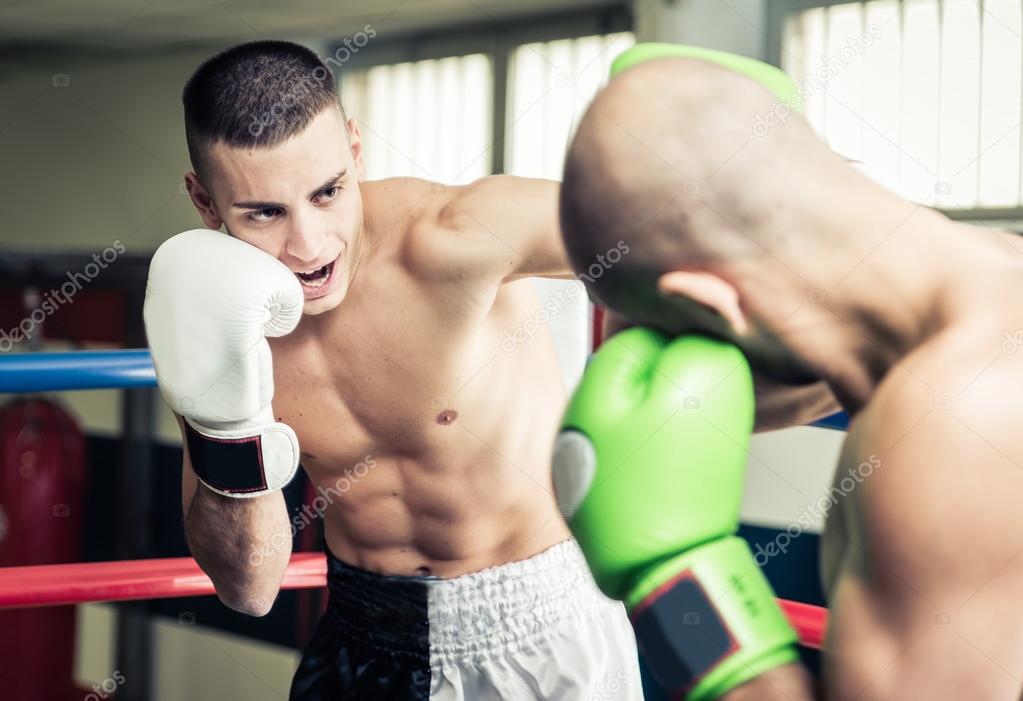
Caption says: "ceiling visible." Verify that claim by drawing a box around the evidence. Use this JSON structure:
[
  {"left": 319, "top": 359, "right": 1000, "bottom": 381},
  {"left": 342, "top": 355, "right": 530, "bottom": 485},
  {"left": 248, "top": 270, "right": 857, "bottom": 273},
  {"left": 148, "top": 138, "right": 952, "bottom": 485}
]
[{"left": 0, "top": 0, "right": 614, "bottom": 56}]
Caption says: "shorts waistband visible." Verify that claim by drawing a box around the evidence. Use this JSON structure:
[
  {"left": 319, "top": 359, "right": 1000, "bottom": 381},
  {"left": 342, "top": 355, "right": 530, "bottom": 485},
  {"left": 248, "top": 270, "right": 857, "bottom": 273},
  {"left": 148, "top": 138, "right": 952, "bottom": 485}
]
[
  {"left": 322, "top": 547, "right": 431, "bottom": 659},
  {"left": 323, "top": 539, "right": 613, "bottom": 661},
  {"left": 426, "top": 538, "right": 612, "bottom": 662}
]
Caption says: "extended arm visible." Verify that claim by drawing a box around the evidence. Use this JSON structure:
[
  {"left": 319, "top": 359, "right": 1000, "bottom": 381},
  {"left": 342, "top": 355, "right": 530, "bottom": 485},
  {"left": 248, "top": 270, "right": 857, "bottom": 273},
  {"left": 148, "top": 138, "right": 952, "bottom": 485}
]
[{"left": 433, "top": 175, "right": 573, "bottom": 282}]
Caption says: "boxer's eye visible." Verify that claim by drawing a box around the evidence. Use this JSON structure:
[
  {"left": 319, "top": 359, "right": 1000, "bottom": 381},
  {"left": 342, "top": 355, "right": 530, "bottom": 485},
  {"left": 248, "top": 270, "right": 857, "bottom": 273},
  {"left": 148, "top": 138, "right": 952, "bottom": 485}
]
[
  {"left": 314, "top": 183, "right": 341, "bottom": 204},
  {"left": 248, "top": 207, "right": 281, "bottom": 222}
]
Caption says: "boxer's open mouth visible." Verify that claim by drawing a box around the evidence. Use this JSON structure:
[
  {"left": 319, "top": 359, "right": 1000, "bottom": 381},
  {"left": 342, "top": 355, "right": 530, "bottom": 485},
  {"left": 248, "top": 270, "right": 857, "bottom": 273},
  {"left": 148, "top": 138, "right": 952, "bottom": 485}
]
[
  {"left": 296, "top": 261, "right": 334, "bottom": 288},
  {"left": 295, "top": 257, "right": 341, "bottom": 300}
]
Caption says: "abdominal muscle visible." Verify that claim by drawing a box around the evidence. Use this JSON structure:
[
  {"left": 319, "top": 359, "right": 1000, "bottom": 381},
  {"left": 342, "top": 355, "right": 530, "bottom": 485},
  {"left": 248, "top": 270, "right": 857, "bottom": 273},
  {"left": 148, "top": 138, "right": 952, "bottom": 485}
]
[{"left": 306, "top": 446, "right": 570, "bottom": 579}]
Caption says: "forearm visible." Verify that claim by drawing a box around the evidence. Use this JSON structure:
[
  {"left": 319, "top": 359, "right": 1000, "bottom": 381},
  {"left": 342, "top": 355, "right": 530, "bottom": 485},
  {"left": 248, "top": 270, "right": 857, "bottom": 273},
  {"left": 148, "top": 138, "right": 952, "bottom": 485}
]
[
  {"left": 185, "top": 484, "right": 291, "bottom": 616},
  {"left": 752, "top": 375, "right": 840, "bottom": 432},
  {"left": 720, "top": 663, "right": 817, "bottom": 701}
]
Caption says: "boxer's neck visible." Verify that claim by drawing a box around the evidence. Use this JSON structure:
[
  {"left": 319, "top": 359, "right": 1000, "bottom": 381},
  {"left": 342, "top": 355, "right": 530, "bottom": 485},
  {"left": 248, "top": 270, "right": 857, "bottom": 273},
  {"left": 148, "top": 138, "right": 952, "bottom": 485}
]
[{"left": 747, "top": 206, "right": 973, "bottom": 414}]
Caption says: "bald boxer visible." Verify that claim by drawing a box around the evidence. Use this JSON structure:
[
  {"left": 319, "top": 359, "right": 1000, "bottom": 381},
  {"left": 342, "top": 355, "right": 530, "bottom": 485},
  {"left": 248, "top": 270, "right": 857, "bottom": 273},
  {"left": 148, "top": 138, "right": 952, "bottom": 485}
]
[
  {"left": 146, "top": 40, "right": 645, "bottom": 700},
  {"left": 559, "top": 45, "right": 1023, "bottom": 700}
]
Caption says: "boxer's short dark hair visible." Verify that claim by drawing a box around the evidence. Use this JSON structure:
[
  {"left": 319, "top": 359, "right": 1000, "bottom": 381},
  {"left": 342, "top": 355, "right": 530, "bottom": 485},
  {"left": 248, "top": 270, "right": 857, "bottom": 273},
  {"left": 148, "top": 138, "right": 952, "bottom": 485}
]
[{"left": 183, "top": 40, "right": 347, "bottom": 185}]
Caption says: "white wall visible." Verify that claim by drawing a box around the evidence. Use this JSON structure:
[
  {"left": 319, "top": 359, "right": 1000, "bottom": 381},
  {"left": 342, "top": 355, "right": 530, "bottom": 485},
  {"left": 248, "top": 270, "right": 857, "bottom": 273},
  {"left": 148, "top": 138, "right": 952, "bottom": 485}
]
[{"left": 2, "top": 49, "right": 205, "bottom": 253}]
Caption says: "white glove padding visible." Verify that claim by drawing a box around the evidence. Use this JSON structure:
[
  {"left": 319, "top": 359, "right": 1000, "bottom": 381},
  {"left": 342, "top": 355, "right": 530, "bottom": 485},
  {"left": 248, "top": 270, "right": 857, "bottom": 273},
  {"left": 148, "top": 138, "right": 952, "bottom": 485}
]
[{"left": 144, "top": 229, "right": 304, "bottom": 498}]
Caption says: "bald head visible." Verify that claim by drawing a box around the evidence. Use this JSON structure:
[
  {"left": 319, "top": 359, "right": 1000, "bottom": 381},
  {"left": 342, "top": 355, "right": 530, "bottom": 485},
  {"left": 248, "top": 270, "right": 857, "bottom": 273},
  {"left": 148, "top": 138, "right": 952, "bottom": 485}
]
[{"left": 561, "top": 57, "right": 849, "bottom": 330}]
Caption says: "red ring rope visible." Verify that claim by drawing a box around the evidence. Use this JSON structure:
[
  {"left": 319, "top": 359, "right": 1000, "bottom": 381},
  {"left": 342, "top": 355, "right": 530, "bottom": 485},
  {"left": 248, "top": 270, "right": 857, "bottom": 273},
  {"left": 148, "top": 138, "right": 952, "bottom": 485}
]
[
  {"left": 0, "top": 553, "right": 324, "bottom": 608},
  {"left": 0, "top": 554, "right": 829, "bottom": 649},
  {"left": 779, "top": 598, "right": 828, "bottom": 650}
]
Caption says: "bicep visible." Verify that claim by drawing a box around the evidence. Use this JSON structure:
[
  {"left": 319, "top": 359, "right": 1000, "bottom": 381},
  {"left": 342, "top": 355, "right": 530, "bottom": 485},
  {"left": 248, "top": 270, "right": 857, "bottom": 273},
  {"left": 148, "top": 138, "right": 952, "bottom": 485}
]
[
  {"left": 751, "top": 375, "right": 840, "bottom": 432},
  {"left": 503, "top": 177, "right": 570, "bottom": 280},
  {"left": 439, "top": 176, "right": 570, "bottom": 282}
]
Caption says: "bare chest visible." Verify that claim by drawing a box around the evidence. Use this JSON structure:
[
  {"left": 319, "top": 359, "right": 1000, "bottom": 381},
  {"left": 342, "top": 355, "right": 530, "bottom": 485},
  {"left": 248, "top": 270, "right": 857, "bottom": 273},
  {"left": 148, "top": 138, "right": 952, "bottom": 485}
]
[
  {"left": 275, "top": 328, "right": 483, "bottom": 460},
  {"left": 268, "top": 280, "right": 551, "bottom": 468}
]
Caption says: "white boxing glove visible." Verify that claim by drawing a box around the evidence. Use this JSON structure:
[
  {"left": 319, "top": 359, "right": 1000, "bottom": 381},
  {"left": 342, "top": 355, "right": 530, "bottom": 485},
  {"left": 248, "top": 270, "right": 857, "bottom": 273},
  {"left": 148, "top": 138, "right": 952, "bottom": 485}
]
[{"left": 144, "top": 229, "right": 304, "bottom": 498}]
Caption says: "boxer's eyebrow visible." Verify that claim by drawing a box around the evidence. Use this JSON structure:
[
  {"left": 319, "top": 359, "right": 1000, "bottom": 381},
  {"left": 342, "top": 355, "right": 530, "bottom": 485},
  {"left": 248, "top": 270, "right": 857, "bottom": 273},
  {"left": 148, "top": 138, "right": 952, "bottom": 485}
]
[
  {"left": 233, "top": 169, "right": 348, "bottom": 209},
  {"left": 308, "top": 169, "right": 347, "bottom": 198}
]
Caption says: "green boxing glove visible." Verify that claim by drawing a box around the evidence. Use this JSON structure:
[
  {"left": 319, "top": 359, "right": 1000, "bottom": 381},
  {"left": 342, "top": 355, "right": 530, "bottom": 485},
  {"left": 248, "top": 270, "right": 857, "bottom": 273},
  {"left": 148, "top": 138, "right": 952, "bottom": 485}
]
[{"left": 553, "top": 328, "right": 797, "bottom": 700}]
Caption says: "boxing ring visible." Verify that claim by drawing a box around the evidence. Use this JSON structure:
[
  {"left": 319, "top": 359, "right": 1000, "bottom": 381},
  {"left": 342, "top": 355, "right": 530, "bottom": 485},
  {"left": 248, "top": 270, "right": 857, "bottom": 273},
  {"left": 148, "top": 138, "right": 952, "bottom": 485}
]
[{"left": 0, "top": 349, "right": 837, "bottom": 651}]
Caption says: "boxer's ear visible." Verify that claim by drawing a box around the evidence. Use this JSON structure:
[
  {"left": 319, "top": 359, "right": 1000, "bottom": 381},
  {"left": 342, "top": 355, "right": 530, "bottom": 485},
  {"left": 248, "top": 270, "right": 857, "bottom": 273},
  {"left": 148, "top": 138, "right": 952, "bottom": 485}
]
[
  {"left": 184, "top": 172, "right": 223, "bottom": 230},
  {"left": 656, "top": 270, "right": 749, "bottom": 336},
  {"left": 346, "top": 118, "right": 366, "bottom": 181}
]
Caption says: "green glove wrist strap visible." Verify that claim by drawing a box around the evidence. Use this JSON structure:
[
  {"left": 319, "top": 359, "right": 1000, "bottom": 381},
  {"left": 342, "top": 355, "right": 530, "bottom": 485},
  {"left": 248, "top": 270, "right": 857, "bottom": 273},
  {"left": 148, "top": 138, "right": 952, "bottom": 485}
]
[{"left": 626, "top": 536, "right": 798, "bottom": 700}]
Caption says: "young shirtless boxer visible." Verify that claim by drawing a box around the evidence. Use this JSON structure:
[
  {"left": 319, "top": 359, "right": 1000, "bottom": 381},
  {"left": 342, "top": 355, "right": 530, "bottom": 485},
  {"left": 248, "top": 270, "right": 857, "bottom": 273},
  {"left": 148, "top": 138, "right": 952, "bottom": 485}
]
[{"left": 143, "top": 40, "right": 643, "bottom": 700}]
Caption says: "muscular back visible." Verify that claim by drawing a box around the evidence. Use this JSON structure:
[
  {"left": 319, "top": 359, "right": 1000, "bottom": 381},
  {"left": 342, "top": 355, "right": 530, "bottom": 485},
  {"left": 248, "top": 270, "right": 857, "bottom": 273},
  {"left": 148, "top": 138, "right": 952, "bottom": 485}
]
[{"left": 268, "top": 178, "right": 571, "bottom": 577}]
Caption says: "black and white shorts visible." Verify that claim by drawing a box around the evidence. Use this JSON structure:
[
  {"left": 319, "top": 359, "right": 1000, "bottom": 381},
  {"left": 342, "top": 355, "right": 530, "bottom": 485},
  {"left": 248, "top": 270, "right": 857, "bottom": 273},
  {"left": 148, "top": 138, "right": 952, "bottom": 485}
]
[{"left": 290, "top": 539, "right": 643, "bottom": 700}]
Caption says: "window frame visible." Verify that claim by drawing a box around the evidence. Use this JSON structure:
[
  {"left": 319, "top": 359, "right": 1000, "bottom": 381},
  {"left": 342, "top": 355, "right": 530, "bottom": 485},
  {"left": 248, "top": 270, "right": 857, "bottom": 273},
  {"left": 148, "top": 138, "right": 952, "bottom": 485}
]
[
  {"left": 329, "top": 2, "right": 631, "bottom": 174},
  {"left": 768, "top": 0, "right": 1023, "bottom": 223}
]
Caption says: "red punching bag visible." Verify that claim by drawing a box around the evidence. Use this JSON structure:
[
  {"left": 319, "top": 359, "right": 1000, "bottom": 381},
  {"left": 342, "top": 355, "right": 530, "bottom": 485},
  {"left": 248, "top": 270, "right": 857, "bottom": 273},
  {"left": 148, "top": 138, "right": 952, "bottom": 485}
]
[{"left": 0, "top": 397, "right": 87, "bottom": 701}]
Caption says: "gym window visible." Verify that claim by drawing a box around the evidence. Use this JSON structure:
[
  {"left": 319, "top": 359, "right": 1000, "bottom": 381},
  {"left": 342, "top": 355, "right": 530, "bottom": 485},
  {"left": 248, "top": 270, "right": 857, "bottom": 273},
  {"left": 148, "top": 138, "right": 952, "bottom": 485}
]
[
  {"left": 334, "top": 5, "right": 632, "bottom": 182},
  {"left": 769, "top": 0, "right": 1023, "bottom": 221},
  {"left": 340, "top": 54, "right": 493, "bottom": 184},
  {"left": 506, "top": 31, "right": 634, "bottom": 179}
]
